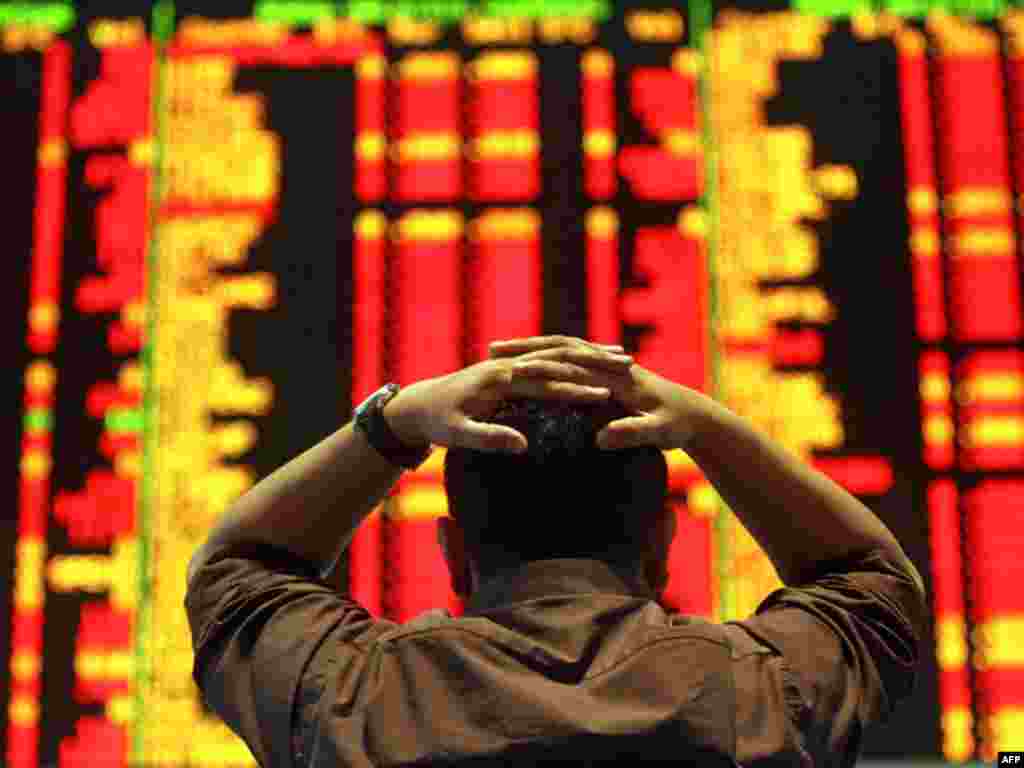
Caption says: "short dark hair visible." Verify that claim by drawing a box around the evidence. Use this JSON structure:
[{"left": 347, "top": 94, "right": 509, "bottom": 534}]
[{"left": 443, "top": 398, "right": 669, "bottom": 583}]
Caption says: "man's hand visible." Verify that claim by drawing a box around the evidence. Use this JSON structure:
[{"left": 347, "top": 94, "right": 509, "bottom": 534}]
[
  {"left": 384, "top": 337, "right": 634, "bottom": 453},
  {"left": 487, "top": 335, "right": 708, "bottom": 450}
]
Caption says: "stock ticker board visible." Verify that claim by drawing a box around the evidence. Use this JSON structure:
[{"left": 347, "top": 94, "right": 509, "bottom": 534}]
[{"left": 6, "top": 0, "right": 1024, "bottom": 764}]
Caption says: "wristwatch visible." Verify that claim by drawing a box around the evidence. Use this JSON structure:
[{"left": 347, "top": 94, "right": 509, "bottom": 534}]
[{"left": 353, "top": 383, "right": 432, "bottom": 470}]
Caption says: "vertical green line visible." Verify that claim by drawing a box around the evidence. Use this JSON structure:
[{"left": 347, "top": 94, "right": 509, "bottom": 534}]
[
  {"left": 689, "top": 0, "right": 733, "bottom": 622},
  {"left": 134, "top": 1, "right": 174, "bottom": 765}
]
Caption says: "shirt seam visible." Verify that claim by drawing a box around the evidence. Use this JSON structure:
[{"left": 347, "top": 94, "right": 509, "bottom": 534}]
[
  {"left": 296, "top": 635, "right": 350, "bottom": 767},
  {"left": 381, "top": 625, "right": 730, "bottom": 682}
]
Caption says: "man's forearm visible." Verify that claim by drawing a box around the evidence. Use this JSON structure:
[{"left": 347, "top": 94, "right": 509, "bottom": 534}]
[
  {"left": 187, "top": 418, "right": 411, "bottom": 587},
  {"left": 684, "top": 393, "right": 922, "bottom": 589}
]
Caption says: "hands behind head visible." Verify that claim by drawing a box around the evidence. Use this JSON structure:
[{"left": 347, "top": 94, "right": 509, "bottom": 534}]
[
  {"left": 487, "top": 336, "right": 700, "bottom": 451},
  {"left": 384, "top": 335, "right": 700, "bottom": 454}
]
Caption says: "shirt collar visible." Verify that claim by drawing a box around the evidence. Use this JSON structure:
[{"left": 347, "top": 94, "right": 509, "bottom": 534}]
[{"left": 463, "top": 558, "right": 656, "bottom": 616}]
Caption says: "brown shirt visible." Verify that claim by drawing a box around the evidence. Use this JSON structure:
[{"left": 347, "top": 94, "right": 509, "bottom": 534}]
[{"left": 185, "top": 542, "right": 927, "bottom": 767}]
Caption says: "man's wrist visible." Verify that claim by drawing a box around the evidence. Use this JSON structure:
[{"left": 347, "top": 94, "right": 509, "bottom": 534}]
[
  {"left": 668, "top": 387, "right": 713, "bottom": 451},
  {"left": 382, "top": 385, "right": 431, "bottom": 450}
]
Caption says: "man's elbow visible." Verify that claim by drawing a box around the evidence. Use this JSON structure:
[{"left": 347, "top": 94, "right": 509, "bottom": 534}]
[
  {"left": 186, "top": 559, "right": 200, "bottom": 593},
  {"left": 895, "top": 548, "right": 927, "bottom": 605},
  {"left": 186, "top": 547, "right": 213, "bottom": 592}
]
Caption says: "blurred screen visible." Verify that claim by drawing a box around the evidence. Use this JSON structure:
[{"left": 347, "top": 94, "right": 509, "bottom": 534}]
[{"left": 6, "top": 0, "right": 1024, "bottom": 764}]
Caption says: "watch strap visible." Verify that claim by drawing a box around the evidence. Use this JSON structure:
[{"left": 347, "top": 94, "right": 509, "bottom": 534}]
[{"left": 355, "top": 384, "right": 432, "bottom": 470}]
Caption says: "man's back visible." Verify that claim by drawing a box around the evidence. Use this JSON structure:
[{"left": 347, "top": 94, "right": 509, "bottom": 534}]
[
  {"left": 287, "top": 549, "right": 925, "bottom": 767},
  {"left": 185, "top": 342, "right": 929, "bottom": 768}
]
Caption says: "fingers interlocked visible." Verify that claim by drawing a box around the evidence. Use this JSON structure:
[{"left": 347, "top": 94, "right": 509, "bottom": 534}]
[
  {"left": 489, "top": 335, "right": 624, "bottom": 359},
  {"left": 495, "top": 340, "right": 633, "bottom": 401}
]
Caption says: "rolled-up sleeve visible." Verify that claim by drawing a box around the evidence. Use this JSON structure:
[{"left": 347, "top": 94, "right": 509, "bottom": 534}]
[
  {"left": 735, "top": 547, "right": 930, "bottom": 768},
  {"left": 184, "top": 541, "right": 395, "bottom": 768}
]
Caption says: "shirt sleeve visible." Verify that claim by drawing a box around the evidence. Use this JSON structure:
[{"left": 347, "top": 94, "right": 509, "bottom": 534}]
[
  {"left": 183, "top": 540, "right": 396, "bottom": 768},
  {"left": 733, "top": 546, "right": 929, "bottom": 768}
]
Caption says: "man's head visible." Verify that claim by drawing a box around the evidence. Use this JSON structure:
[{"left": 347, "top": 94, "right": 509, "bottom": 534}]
[{"left": 440, "top": 398, "right": 673, "bottom": 599}]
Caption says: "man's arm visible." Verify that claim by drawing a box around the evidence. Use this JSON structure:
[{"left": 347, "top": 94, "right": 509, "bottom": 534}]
[
  {"left": 186, "top": 397, "right": 422, "bottom": 586},
  {"left": 182, "top": 391, "right": 437, "bottom": 768},
  {"left": 682, "top": 392, "right": 925, "bottom": 591},
  {"left": 687, "top": 394, "right": 930, "bottom": 755}
]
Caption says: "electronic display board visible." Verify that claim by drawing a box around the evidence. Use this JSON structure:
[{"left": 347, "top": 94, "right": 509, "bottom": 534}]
[{"left": 6, "top": 0, "right": 1024, "bottom": 764}]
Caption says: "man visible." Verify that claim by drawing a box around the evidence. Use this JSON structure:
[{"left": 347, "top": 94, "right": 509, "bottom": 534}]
[{"left": 185, "top": 336, "right": 928, "bottom": 767}]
